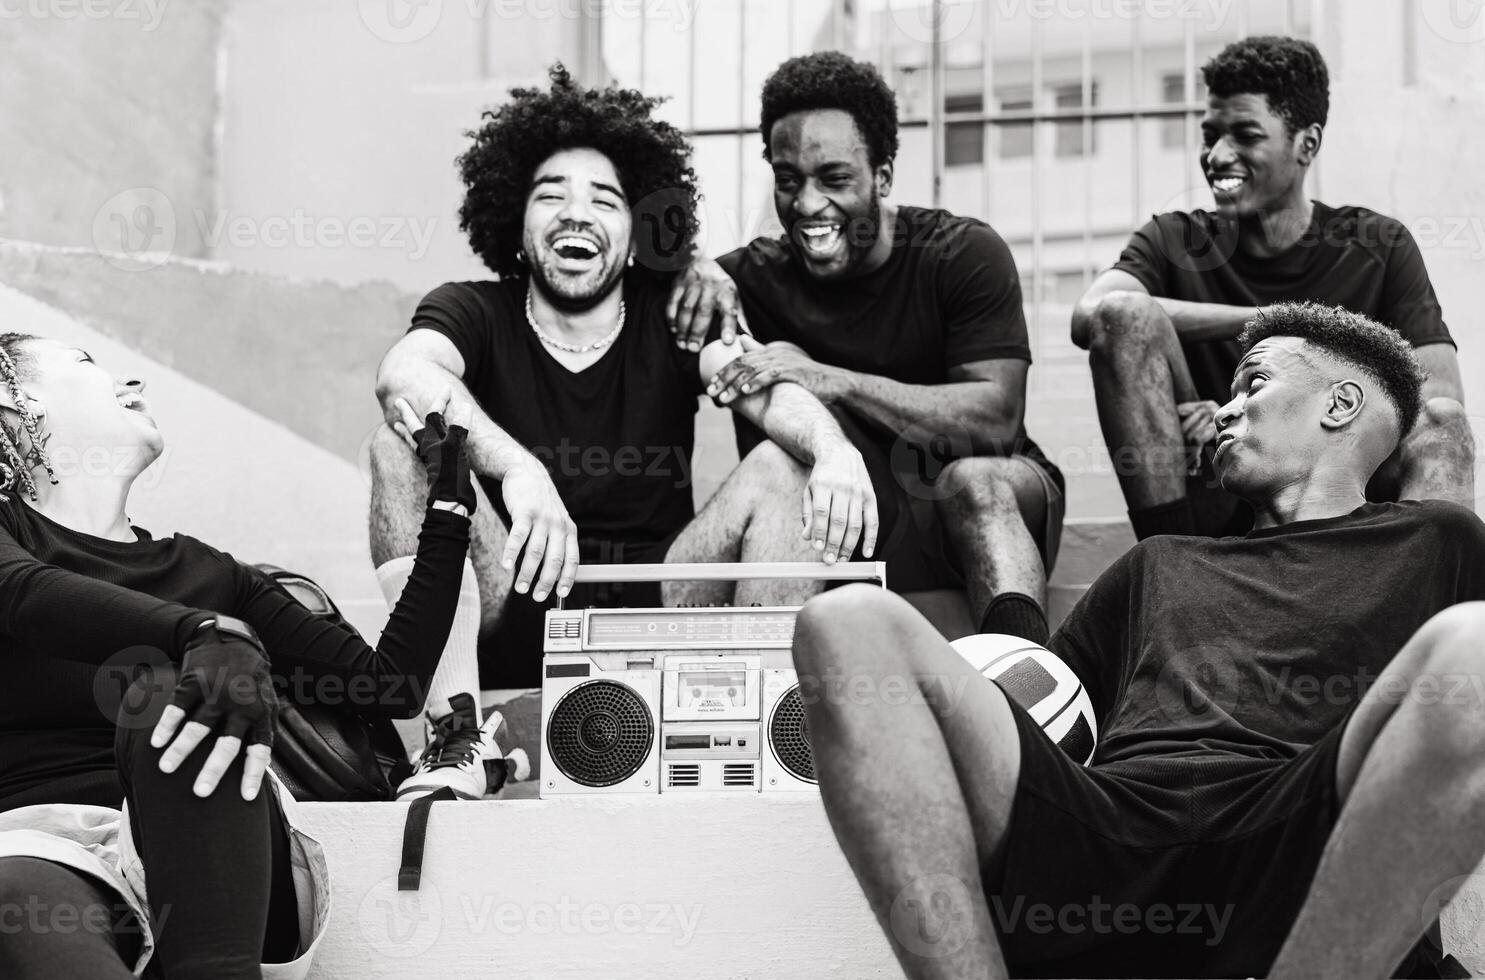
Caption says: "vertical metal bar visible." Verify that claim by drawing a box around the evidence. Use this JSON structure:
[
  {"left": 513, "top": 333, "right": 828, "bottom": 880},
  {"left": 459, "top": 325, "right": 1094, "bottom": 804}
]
[
  {"left": 1130, "top": 7, "right": 1143, "bottom": 229},
  {"left": 1309, "top": 0, "right": 1325, "bottom": 199},
  {"left": 1081, "top": 14, "right": 1093, "bottom": 297},
  {"left": 787, "top": 0, "right": 797, "bottom": 54},
  {"left": 688, "top": 0, "right": 698, "bottom": 130},
  {"left": 1030, "top": 12, "right": 1044, "bottom": 344},
  {"left": 1183, "top": 9, "right": 1197, "bottom": 212},
  {"left": 930, "top": 0, "right": 945, "bottom": 208},
  {"left": 1402, "top": 0, "right": 1417, "bottom": 85},
  {"left": 1236, "top": 0, "right": 1249, "bottom": 39},
  {"left": 1282, "top": 0, "right": 1294, "bottom": 35},
  {"left": 738, "top": 0, "right": 748, "bottom": 242},
  {"left": 832, "top": 0, "right": 847, "bottom": 51},
  {"left": 981, "top": 0, "right": 995, "bottom": 221},
  {"left": 638, "top": 4, "right": 648, "bottom": 90}
]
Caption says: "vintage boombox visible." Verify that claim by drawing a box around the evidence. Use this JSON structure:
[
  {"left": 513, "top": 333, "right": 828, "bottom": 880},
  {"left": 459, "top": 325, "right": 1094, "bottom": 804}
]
[{"left": 539, "top": 562, "right": 886, "bottom": 797}]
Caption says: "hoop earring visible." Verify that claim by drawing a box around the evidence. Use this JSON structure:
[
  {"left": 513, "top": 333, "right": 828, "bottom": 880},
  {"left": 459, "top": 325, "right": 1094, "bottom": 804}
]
[
  {"left": 516, "top": 248, "right": 527, "bottom": 265},
  {"left": 627, "top": 254, "right": 635, "bottom": 268}
]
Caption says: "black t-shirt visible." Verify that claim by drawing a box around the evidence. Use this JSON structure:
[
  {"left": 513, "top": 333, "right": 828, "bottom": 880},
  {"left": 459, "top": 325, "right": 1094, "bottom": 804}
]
[
  {"left": 1051, "top": 500, "right": 1485, "bottom": 768},
  {"left": 0, "top": 498, "right": 469, "bottom": 810},
  {"left": 1113, "top": 201, "right": 1455, "bottom": 405},
  {"left": 719, "top": 206, "right": 1059, "bottom": 485},
  {"left": 409, "top": 276, "right": 705, "bottom": 553}
]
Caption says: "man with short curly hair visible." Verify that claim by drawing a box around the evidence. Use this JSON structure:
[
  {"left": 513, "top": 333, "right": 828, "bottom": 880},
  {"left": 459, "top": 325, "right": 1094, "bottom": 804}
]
[
  {"left": 796, "top": 301, "right": 1485, "bottom": 979},
  {"left": 1072, "top": 36, "right": 1474, "bottom": 540},
  {"left": 673, "top": 51, "right": 1066, "bottom": 649},
  {"left": 365, "top": 66, "right": 877, "bottom": 797}
]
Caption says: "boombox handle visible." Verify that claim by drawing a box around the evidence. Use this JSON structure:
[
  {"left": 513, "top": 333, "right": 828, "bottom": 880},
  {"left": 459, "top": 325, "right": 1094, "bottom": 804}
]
[{"left": 556, "top": 561, "right": 887, "bottom": 609}]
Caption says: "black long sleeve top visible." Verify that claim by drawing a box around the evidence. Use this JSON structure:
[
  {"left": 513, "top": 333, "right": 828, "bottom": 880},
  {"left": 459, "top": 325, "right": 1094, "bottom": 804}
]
[{"left": 0, "top": 497, "right": 470, "bottom": 811}]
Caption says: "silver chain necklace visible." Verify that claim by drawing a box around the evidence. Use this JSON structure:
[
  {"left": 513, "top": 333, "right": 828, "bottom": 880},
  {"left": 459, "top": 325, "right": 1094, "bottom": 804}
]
[{"left": 525, "top": 289, "right": 626, "bottom": 354}]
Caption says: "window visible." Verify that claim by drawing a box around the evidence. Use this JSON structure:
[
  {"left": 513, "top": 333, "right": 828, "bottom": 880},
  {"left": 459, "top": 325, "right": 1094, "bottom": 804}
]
[
  {"left": 998, "top": 87, "right": 1033, "bottom": 160},
  {"left": 1054, "top": 82, "right": 1096, "bottom": 158},
  {"left": 1161, "top": 72, "right": 1207, "bottom": 149},
  {"left": 946, "top": 93, "right": 983, "bottom": 167}
]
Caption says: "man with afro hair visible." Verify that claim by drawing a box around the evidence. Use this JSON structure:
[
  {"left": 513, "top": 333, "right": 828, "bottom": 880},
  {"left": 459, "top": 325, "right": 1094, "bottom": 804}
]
[
  {"left": 365, "top": 66, "right": 877, "bottom": 797},
  {"left": 674, "top": 51, "right": 1066, "bottom": 652},
  {"left": 1072, "top": 36, "right": 1474, "bottom": 541},
  {"left": 795, "top": 302, "right": 1485, "bottom": 978}
]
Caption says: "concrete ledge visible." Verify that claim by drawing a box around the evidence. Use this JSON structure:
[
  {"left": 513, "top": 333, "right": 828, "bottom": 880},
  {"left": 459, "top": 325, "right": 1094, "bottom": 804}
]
[{"left": 295, "top": 795, "right": 896, "bottom": 979}]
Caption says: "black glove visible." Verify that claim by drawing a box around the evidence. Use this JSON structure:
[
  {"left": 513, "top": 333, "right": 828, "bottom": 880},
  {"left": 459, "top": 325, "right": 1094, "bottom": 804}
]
[
  {"left": 173, "top": 615, "right": 279, "bottom": 751},
  {"left": 414, "top": 410, "right": 477, "bottom": 514}
]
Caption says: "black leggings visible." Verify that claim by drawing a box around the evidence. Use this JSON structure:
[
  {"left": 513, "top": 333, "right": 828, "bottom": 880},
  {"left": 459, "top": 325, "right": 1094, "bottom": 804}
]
[{"left": 0, "top": 667, "right": 300, "bottom": 979}]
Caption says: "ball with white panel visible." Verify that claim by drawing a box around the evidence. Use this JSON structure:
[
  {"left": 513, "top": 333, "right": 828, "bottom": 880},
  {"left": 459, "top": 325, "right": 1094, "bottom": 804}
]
[
  {"left": 539, "top": 562, "right": 886, "bottom": 796},
  {"left": 949, "top": 633, "right": 1098, "bottom": 766}
]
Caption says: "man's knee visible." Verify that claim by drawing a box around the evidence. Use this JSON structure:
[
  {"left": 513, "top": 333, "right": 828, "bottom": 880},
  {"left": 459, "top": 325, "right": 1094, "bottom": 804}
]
[
  {"left": 1401, "top": 602, "right": 1485, "bottom": 761},
  {"left": 1410, "top": 397, "right": 1475, "bottom": 453},
  {"left": 1087, "top": 290, "right": 1169, "bottom": 360},
  {"left": 794, "top": 584, "right": 902, "bottom": 675},
  {"left": 735, "top": 440, "right": 809, "bottom": 490},
  {"left": 369, "top": 423, "right": 424, "bottom": 490},
  {"left": 936, "top": 457, "right": 1026, "bottom": 517}
]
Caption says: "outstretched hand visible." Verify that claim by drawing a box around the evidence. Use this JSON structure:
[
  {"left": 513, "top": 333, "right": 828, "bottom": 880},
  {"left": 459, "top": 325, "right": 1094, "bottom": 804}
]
[{"left": 393, "top": 392, "right": 476, "bottom": 516}]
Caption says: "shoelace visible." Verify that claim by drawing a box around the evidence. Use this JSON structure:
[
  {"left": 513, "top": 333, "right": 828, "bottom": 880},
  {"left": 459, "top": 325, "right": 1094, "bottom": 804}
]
[{"left": 419, "top": 722, "right": 485, "bottom": 771}]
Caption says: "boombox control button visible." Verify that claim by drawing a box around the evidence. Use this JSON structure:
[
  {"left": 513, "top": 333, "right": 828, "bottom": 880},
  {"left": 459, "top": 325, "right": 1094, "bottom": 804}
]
[{"left": 668, "top": 623, "right": 678, "bottom": 632}]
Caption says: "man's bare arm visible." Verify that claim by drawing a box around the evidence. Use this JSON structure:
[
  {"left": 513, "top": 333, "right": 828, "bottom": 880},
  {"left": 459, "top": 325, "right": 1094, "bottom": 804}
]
[
  {"left": 1071, "top": 268, "right": 1261, "bottom": 349},
  {"left": 835, "top": 358, "right": 1029, "bottom": 455},
  {"left": 376, "top": 331, "right": 539, "bottom": 480},
  {"left": 376, "top": 330, "right": 580, "bottom": 600}
]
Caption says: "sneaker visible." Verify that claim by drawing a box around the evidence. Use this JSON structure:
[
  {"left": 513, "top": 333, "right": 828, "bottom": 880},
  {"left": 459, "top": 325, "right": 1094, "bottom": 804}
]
[{"left": 395, "top": 693, "right": 506, "bottom": 801}]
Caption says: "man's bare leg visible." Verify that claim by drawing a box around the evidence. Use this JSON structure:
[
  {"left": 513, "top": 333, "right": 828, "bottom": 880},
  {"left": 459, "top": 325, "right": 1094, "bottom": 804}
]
[
  {"left": 1270, "top": 602, "right": 1485, "bottom": 979},
  {"left": 369, "top": 423, "right": 515, "bottom": 637},
  {"left": 934, "top": 456, "right": 1052, "bottom": 620},
  {"left": 663, "top": 441, "right": 828, "bottom": 608},
  {"left": 793, "top": 585, "right": 1025, "bottom": 980},
  {"left": 1087, "top": 291, "right": 1203, "bottom": 521}
]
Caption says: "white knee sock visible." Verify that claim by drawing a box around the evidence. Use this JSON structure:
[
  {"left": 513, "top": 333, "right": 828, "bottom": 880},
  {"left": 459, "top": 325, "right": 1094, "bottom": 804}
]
[{"left": 375, "top": 556, "right": 482, "bottom": 722}]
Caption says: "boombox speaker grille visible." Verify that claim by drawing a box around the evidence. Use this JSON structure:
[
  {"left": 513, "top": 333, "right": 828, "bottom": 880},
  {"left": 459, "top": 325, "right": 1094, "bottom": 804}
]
[
  {"left": 547, "top": 680, "right": 654, "bottom": 787},
  {"left": 769, "top": 684, "right": 816, "bottom": 783}
]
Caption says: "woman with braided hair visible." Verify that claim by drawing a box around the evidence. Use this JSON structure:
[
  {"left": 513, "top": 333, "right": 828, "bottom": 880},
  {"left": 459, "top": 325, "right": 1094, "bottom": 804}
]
[{"left": 0, "top": 332, "right": 478, "bottom": 979}]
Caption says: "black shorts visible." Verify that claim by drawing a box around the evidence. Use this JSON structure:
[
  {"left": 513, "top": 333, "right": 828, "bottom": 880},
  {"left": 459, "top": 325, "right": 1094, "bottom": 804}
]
[
  {"left": 992, "top": 695, "right": 1445, "bottom": 977},
  {"left": 840, "top": 414, "right": 1066, "bottom": 592},
  {"left": 475, "top": 529, "right": 682, "bottom": 690}
]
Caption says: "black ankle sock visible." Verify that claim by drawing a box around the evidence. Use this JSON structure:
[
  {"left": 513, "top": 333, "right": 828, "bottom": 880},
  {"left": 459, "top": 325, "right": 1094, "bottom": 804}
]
[
  {"left": 1129, "top": 497, "right": 1196, "bottom": 541},
  {"left": 979, "top": 593, "right": 1050, "bottom": 647}
]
